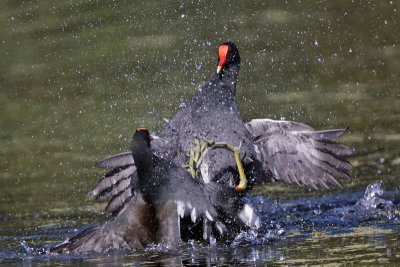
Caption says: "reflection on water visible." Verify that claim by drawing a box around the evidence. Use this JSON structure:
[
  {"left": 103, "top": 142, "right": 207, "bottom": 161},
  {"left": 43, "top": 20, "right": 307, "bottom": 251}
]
[
  {"left": 0, "top": 0, "right": 399, "bottom": 266},
  {"left": 1, "top": 183, "right": 399, "bottom": 266}
]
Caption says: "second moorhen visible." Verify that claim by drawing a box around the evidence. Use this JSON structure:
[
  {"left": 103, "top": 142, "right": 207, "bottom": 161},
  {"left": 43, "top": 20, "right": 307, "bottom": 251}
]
[{"left": 51, "top": 128, "right": 254, "bottom": 253}]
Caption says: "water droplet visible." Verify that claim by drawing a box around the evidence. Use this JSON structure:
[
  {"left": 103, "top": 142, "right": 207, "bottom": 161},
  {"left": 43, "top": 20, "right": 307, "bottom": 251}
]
[{"left": 316, "top": 57, "right": 324, "bottom": 64}]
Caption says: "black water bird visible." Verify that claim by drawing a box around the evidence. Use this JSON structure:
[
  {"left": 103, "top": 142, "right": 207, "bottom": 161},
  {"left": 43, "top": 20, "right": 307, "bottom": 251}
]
[
  {"left": 91, "top": 42, "right": 353, "bottom": 220},
  {"left": 51, "top": 128, "right": 246, "bottom": 253}
]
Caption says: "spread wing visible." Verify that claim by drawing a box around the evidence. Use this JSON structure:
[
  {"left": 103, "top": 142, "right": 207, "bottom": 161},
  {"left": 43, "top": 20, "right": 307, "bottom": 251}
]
[
  {"left": 90, "top": 153, "right": 135, "bottom": 216},
  {"left": 96, "top": 151, "right": 134, "bottom": 168},
  {"left": 90, "top": 137, "right": 169, "bottom": 216},
  {"left": 50, "top": 195, "right": 157, "bottom": 253},
  {"left": 245, "top": 119, "right": 354, "bottom": 189}
]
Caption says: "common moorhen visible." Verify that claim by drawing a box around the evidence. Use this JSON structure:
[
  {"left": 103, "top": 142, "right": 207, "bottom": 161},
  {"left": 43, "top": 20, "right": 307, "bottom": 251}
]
[
  {"left": 51, "top": 128, "right": 249, "bottom": 253},
  {"left": 91, "top": 42, "right": 353, "bottom": 219}
]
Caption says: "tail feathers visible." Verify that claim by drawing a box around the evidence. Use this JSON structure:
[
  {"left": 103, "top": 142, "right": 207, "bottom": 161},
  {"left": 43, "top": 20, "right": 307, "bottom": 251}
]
[
  {"left": 204, "top": 182, "right": 257, "bottom": 235},
  {"left": 205, "top": 182, "right": 243, "bottom": 217},
  {"left": 172, "top": 196, "right": 228, "bottom": 237}
]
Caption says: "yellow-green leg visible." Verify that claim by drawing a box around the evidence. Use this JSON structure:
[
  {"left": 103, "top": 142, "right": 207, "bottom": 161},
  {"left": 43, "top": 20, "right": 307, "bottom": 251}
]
[{"left": 186, "top": 139, "right": 247, "bottom": 192}]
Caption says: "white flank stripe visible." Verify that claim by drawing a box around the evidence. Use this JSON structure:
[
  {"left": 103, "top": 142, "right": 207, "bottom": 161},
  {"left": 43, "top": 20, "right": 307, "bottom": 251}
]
[
  {"left": 205, "top": 210, "right": 213, "bottom": 221},
  {"left": 175, "top": 200, "right": 185, "bottom": 218},
  {"left": 190, "top": 208, "right": 197, "bottom": 222}
]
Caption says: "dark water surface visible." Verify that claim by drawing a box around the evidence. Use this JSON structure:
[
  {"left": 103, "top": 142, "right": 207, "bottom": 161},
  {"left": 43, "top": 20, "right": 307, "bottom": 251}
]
[{"left": 1, "top": 1, "right": 399, "bottom": 266}]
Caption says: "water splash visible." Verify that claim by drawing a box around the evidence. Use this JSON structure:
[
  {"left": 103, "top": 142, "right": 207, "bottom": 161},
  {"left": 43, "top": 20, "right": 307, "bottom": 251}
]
[
  {"left": 232, "top": 230, "right": 260, "bottom": 246},
  {"left": 357, "top": 181, "right": 393, "bottom": 210},
  {"left": 8, "top": 183, "right": 400, "bottom": 266},
  {"left": 21, "top": 241, "right": 48, "bottom": 255},
  {"left": 21, "top": 241, "right": 33, "bottom": 254},
  {"left": 332, "top": 181, "right": 395, "bottom": 223}
]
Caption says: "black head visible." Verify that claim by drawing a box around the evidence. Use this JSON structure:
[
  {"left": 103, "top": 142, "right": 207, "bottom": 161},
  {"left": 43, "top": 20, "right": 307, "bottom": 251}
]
[
  {"left": 132, "top": 128, "right": 151, "bottom": 147},
  {"left": 131, "top": 128, "right": 152, "bottom": 171},
  {"left": 216, "top": 42, "right": 241, "bottom": 75}
]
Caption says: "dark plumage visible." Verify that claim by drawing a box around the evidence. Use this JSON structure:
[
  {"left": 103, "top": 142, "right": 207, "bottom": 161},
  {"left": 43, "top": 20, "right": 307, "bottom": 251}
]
[
  {"left": 51, "top": 129, "right": 245, "bottom": 253},
  {"left": 91, "top": 42, "right": 354, "bottom": 219}
]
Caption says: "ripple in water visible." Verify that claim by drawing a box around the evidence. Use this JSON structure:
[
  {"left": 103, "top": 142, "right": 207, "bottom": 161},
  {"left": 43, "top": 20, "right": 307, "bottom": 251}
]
[{"left": 5, "top": 182, "right": 400, "bottom": 265}]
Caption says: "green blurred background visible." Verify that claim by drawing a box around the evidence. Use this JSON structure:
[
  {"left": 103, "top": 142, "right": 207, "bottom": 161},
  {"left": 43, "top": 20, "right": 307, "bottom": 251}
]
[{"left": 0, "top": 0, "right": 399, "bottom": 225}]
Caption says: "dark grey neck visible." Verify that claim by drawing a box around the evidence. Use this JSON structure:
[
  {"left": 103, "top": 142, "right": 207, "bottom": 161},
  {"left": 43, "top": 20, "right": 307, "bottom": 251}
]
[
  {"left": 132, "top": 149, "right": 153, "bottom": 181},
  {"left": 218, "top": 64, "right": 240, "bottom": 85},
  {"left": 195, "top": 64, "right": 240, "bottom": 103}
]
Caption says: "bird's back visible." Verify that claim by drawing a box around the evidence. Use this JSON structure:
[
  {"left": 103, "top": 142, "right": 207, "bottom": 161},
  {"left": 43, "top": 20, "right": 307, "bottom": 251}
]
[{"left": 159, "top": 81, "right": 256, "bottom": 185}]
